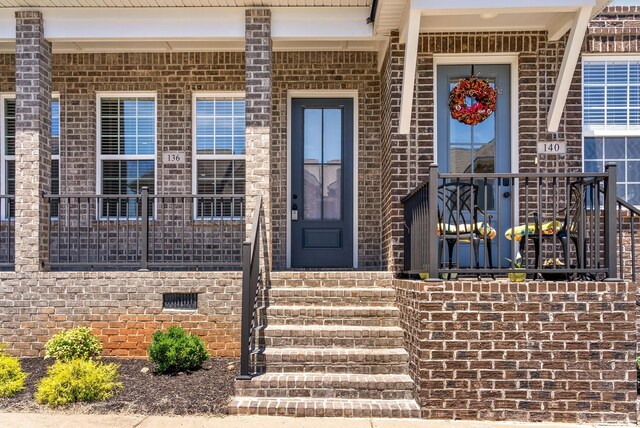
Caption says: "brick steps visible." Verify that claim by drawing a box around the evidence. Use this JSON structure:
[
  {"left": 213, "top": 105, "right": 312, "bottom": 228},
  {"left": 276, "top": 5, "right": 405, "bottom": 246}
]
[
  {"left": 266, "top": 305, "right": 400, "bottom": 326},
  {"left": 262, "top": 325, "right": 404, "bottom": 348},
  {"left": 235, "top": 373, "right": 416, "bottom": 400},
  {"left": 228, "top": 397, "right": 421, "bottom": 418},
  {"left": 264, "top": 287, "right": 396, "bottom": 306},
  {"left": 261, "top": 347, "right": 409, "bottom": 374},
  {"left": 231, "top": 272, "right": 419, "bottom": 418}
]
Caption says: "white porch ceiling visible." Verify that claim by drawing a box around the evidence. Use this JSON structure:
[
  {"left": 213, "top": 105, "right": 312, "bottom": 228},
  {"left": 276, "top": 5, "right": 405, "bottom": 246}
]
[{"left": 0, "top": 0, "right": 371, "bottom": 7}]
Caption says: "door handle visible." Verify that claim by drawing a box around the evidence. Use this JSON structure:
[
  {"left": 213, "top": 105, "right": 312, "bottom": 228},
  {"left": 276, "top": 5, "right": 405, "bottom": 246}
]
[
  {"left": 292, "top": 203, "right": 298, "bottom": 221},
  {"left": 503, "top": 191, "right": 511, "bottom": 198}
]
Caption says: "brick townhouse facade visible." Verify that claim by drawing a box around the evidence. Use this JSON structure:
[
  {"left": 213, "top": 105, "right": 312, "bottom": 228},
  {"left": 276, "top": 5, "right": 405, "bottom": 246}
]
[{"left": 0, "top": 0, "right": 638, "bottom": 423}]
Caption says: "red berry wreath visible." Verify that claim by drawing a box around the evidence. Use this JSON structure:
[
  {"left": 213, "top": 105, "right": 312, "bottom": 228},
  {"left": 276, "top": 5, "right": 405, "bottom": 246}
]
[{"left": 448, "top": 77, "right": 497, "bottom": 126}]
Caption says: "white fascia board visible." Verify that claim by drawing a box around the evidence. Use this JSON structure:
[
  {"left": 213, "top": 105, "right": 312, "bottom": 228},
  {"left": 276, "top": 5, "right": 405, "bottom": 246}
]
[
  {"left": 271, "top": 7, "right": 372, "bottom": 39},
  {"left": 0, "top": 7, "right": 372, "bottom": 42},
  {"left": 547, "top": 6, "right": 593, "bottom": 133},
  {"left": 399, "top": 8, "right": 421, "bottom": 135},
  {"left": 411, "top": 0, "right": 596, "bottom": 13}
]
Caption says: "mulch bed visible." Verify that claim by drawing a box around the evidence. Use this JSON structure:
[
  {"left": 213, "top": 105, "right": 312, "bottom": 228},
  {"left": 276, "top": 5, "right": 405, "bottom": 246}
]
[{"left": 0, "top": 357, "right": 238, "bottom": 415}]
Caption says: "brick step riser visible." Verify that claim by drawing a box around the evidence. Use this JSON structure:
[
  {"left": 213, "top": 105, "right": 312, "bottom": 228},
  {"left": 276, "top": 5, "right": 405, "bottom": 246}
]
[
  {"left": 265, "top": 318, "right": 400, "bottom": 327},
  {"left": 262, "top": 296, "right": 396, "bottom": 306},
  {"left": 268, "top": 280, "right": 394, "bottom": 288},
  {"left": 262, "top": 364, "right": 408, "bottom": 375},
  {"left": 229, "top": 402, "right": 420, "bottom": 418},
  {"left": 235, "top": 388, "right": 415, "bottom": 400},
  {"left": 263, "top": 337, "right": 405, "bottom": 348}
]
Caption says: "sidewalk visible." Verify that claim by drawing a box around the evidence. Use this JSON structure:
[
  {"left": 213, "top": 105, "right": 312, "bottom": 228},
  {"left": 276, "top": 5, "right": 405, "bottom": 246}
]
[{"left": 0, "top": 413, "right": 633, "bottom": 428}]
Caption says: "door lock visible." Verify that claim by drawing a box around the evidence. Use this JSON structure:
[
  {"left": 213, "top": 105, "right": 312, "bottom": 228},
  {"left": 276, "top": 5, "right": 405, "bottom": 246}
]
[{"left": 292, "top": 204, "right": 298, "bottom": 221}]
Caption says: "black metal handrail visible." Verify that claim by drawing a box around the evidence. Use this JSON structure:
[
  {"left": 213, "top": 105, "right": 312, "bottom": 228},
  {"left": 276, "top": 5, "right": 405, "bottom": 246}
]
[
  {"left": 606, "top": 191, "right": 640, "bottom": 281},
  {"left": 44, "top": 188, "right": 245, "bottom": 270},
  {"left": 403, "top": 163, "right": 619, "bottom": 280},
  {"left": 237, "top": 195, "right": 263, "bottom": 380}
]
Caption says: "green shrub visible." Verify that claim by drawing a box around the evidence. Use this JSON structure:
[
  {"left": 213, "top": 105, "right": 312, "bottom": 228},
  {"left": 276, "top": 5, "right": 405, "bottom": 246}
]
[
  {"left": 147, "top": 326, "right": 210, "bottom": 373},
  {"left": 636, "top": 356, "right": 640, "bottom": 392},
  {"left": 44, "top": 327, "right": 103, "bottom": 361},
  {"left": 35, "top": 359, "right": 121, "bottom": 407},
  {"left": 0, "top": 353, "right": 28, "bottom": 398}
]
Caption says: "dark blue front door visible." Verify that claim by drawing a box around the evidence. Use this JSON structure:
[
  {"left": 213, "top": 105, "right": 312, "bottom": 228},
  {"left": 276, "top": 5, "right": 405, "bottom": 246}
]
[{"left": 291, "top": 98, "right": 354, "bottom": 268}]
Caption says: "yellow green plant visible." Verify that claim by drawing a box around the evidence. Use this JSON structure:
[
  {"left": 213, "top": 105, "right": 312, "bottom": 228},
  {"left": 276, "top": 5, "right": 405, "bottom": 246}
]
[
  {"left": 0, "top": 351, "right": 28, "bottom": 398},
  {"left": 44, "top": 327, "right": 103, "bottom": 361},
  {"left": 35, "top": 359, "right": 121, "bottom": 407}
]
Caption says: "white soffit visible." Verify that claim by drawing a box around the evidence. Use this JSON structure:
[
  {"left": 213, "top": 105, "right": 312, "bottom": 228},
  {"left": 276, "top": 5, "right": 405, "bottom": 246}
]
[
  {"left": 0, "top": 7, "right": 374, "bottom": 47},
  {"left": 0, "top": 0, "right": 371, "bottom": 7}
]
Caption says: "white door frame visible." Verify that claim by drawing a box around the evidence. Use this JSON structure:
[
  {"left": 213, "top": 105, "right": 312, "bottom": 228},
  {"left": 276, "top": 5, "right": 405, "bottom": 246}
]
[
  {"left": 433, "top": 54, "right": 520, "bottom": 230},
  {"left": 286, "top": 90, "right": 359, "bottom": 269}
]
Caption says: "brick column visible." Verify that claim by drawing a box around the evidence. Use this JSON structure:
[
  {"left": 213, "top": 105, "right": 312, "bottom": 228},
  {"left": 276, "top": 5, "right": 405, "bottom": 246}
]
[
  {"left": 245, "top": 9, "right": 272, "bottom": 270},
  {"left": 381, "top": 32, "right": 410, "bottom": 272},
  {"left": 14, "top": 11, "right": 52, "bottom": 272}
]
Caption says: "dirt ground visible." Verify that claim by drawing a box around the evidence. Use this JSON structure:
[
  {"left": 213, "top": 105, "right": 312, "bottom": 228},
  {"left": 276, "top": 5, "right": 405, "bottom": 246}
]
[{"left": 0, "top": 357, "right": 238, "bottom": 415}]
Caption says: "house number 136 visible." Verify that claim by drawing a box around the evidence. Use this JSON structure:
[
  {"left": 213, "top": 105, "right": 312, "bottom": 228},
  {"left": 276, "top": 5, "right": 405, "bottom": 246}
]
[{"left": 163, "top": 152, "right": 186, "bottom": 164}]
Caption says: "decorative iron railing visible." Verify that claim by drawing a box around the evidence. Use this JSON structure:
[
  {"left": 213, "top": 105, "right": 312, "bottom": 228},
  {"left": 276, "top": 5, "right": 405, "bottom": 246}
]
[
  {"left": 44, "top": 188, "right": 244, "bottom": 270},
  {"left": 402, "top": 163, "right": 625, "bottom": 281}
]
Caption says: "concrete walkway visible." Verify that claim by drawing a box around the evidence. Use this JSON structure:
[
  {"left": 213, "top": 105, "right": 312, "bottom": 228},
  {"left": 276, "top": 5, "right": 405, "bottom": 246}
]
[{"left": 0, "top": 413, "right": 633, "bottom": 428}]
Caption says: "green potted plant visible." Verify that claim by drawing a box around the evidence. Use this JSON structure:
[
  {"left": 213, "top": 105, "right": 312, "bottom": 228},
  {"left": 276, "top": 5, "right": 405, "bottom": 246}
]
[{"left": 506, "top": 252, "right": 526, "bottom": 282}]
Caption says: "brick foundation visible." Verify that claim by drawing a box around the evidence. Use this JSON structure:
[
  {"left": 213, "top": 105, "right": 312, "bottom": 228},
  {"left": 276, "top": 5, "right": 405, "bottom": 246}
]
[
  {"left": 0, "top": 271, "right": 242, "bottom": 358},
  {"left": 394, "top": 279, "right": 637, "bottom": 424}
]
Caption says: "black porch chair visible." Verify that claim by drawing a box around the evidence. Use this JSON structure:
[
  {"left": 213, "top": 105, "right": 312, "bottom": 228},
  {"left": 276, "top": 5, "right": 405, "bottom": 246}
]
[
  {"left": 437, "top": 182, "right": 495, "bottom": 279},
  {"left": 517, "top": 180, "right": 589, "bottom": 279}
]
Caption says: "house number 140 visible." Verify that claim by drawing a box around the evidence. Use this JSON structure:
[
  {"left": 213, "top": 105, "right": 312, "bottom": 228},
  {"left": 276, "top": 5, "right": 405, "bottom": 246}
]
[{"left": 537, "top": 141, "right": 566, "bottom": 155}]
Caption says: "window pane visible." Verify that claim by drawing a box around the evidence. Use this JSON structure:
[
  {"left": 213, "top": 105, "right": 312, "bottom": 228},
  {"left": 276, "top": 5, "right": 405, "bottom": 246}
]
[
  {"left": 323, "top": 109, "right": 342, "bottom": 164},
  {"left": 607, "top": 62, "right": 628, "bottom": 84},
  {"left": 604, "top": 137, "right": 626, "bottom": 159},
  {"left": 584, "top": 137, "right": 603, "bottom": 160},
  {"left": 304, "top": 164, "right": 322, "bottom": 220},
  {"left": 304, "top": 109, "right": 322, "bottom": 163},
  {"left": 100, "top": 97, "right": 155, "bottom": 156},
  {"left": 584, "top": 86, "right": 605, "bottom": 108},
  {"left": 584, "top": 63, "right": 605, "bottom": 84}
]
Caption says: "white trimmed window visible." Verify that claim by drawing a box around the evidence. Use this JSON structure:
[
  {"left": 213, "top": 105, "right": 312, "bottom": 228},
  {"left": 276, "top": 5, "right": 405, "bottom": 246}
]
[
  {"left": 51, "top": 98, "right": 60, "bottom": 217},
  {"left": 193, "top": 94, "right": 245, "bottom": 219},
  {"left": 97, "top": 94, "right": 156, "bottom": 218},
  {"left": 583, "top": 58, "right": 640, "bottom": 205},
  {"left": 0, "top": 95, "right": 60, "bottom": 218}
]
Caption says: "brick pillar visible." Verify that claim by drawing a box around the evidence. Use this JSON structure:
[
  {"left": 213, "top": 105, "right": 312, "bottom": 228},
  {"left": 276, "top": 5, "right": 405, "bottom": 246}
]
[
  {"left": 245, "top": 9, "right": 272, "bottom": 270},
  {"left": 381, "top": 32, "right": 409, "bottom": 272},
  {"left": 14, "top": 11, "right": 52, "bottom": 272}
]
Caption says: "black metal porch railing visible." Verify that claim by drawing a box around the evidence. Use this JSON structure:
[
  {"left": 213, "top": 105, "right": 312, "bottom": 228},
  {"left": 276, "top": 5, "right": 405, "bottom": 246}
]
[
  {"left": 402, "top": 163, "right": 625, "bottom": 281},
  {"left": 612, "top": 194, "right": 640, "bottom": 282},
  {"left": 0, "top": 196, "right": 14, "bottom": 269},
  {"left": 237, "top": 195, "right": 263, "bottom": 380},
  {"left": 45, "top": 188, "right": 245, "bottom": 270}
]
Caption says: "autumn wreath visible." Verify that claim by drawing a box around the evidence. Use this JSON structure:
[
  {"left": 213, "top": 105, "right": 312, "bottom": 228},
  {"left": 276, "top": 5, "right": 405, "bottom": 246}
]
[{"left": 448, "top": 77, "right": 497, "bottom": 126}]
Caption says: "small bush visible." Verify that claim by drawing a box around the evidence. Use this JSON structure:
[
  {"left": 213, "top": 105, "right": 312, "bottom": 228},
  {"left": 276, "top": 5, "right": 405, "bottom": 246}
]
[
  {"left": 0, "top": 353, "right": 28, "bottom": 398},
  {"left": 148, "top": 326, "right": 210, "bottom": 373},
  {"left": 35, "top": 359, "right": 121, "bottom": 407},
  {"left": 636, "top": 356, "right": 640, "bottom": 392},
  {"left": 45, "top": 327, "right": 103, "bottom": 362}
]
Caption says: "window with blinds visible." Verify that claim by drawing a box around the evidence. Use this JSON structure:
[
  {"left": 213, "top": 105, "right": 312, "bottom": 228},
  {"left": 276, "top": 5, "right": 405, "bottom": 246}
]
[
  {"left": 51, "top": 99, "right": 60, "bottom": 217},
  {"left": 0, "top": 97, "right": 60, "bottom": 218},
  {"left": 583, "top": 58, "right": 640, "bottom": 205},
  {"left": 193, "top": 95, "right": 245, "bottom": 219},
  {"left": 98, "top": 95, "right": 156, "bottom": 218}
]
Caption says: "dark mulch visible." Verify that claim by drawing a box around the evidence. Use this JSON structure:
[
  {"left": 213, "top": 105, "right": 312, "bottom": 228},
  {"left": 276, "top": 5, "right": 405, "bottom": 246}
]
[{"left": 0, "top": 357, "right": 238, "bottom": 415}]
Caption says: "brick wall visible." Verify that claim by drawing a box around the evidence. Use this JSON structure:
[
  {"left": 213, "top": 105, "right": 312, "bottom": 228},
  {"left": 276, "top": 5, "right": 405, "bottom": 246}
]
[
  {"left": 394, "top": 279, "right": 637, "bottom": 424},
  {"left": 271, "top": 51, "right": 382, "bottom": 270},
  {"left": 0, "top": 271, "right": 242, "bottom": 358},
  {"left": 587, "top": 5, "right": 640, "bottom": 53}
]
